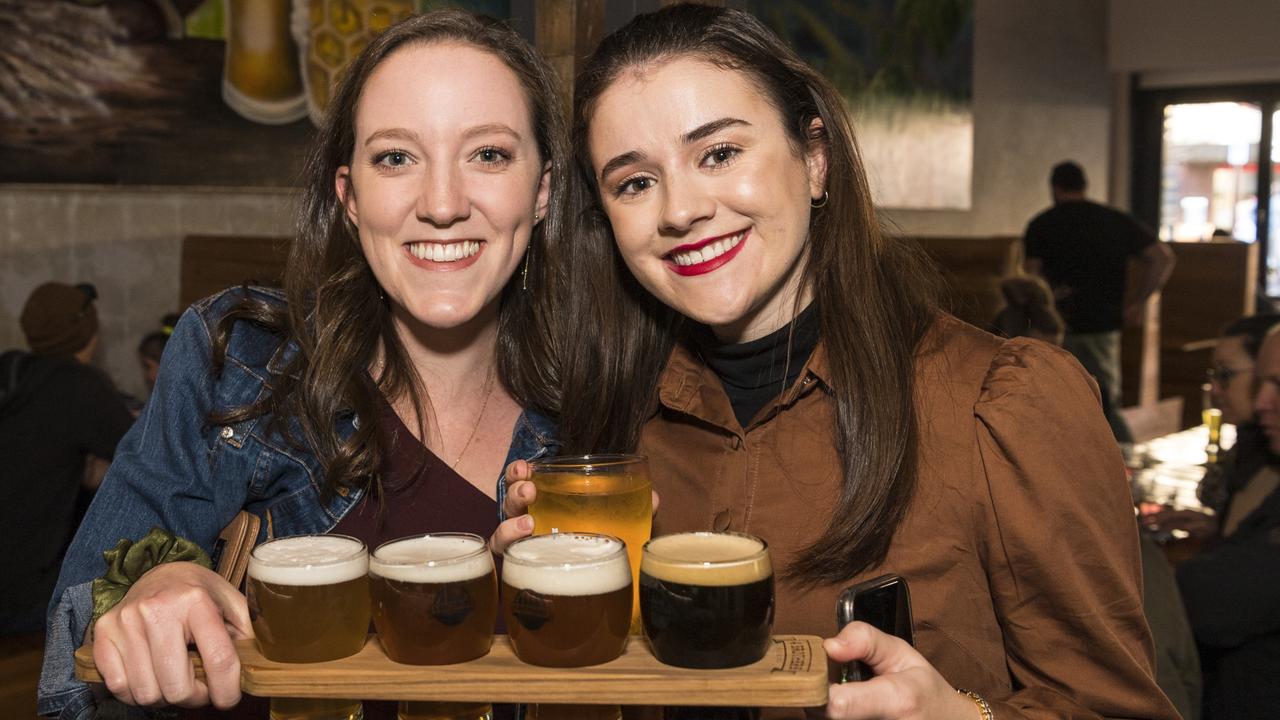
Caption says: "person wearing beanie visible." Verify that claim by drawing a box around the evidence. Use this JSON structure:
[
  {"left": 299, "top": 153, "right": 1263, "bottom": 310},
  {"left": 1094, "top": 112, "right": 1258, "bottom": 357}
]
[
  {"left": 0, "top": 281, "right": 133, "bottom": 635},
  {"left": 19, "top": 282, "right": 101, "bottom": 359}
]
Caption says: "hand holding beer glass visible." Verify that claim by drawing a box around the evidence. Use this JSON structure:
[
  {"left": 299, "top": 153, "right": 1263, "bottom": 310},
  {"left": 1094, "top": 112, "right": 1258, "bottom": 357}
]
[
  {"left": 369, "top": 533, "right": 498, "bottom": 720},
  {"left": 525, "top": 455, "right": 652, "bottom": 629},
  {"left": 247, "top": 534, "right": 370, "bottom": 720}
]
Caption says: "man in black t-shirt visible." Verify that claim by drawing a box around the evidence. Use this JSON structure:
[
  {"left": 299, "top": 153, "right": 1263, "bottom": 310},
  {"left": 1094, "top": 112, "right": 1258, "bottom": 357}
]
[
  {"left": 0, "top": 282, "right": 133, "bottom": 635},
  {"left": 1023, "top": 161, "right": 1175, "bottom": 442}
]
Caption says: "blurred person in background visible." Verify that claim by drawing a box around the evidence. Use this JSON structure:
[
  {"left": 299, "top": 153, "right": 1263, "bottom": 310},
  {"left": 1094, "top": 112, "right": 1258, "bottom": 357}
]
[
  {"left": 0, "top": 282, "right": 133, "bottom": 635},
  {"left": 991, "top": 275, "right": 1064, "bottom": 344},
  {"left": 1023, "top": 160, "right": 1175, "bottom": 443},
  {"left": 1175, "top": 323, "right": 1280, "bottom": 719},
  {"left": 136, "top": 313, "right": 180, "bottom": 396}
]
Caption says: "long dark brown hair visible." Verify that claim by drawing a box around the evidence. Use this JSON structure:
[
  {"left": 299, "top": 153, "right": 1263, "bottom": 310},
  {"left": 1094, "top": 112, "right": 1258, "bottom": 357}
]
[
  {"left": 560, "top": 4, "right": 940, "bottom": 586},
  {"left": 211, "top": 9, "right": 568, "bottom": 498}
]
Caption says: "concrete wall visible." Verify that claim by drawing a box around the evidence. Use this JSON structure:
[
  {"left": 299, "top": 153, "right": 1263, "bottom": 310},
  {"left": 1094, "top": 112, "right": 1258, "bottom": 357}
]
[
  {"left": 1110, "top": 0, "right": 1280, "bottom": 75},
  {"left": 0, "top": 187, "right": 294, "bottom": 400},
  {"left": 882, "top": 0, "right": 1112, "bottom": 238}
]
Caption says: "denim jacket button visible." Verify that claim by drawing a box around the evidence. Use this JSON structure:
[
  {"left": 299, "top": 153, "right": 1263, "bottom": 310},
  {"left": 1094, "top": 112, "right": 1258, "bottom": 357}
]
[{"left": 220, "top": 426, "right": 234, "bottom": 440}]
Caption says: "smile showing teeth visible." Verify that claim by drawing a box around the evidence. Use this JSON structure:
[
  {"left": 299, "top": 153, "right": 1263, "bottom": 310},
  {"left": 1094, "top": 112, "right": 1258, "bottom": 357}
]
[
  {"left": 408, "top": 241, "right": 482, "bottom": 263},
  {"left": 670, "top": 231, "right": 746, "bottom": 266}
]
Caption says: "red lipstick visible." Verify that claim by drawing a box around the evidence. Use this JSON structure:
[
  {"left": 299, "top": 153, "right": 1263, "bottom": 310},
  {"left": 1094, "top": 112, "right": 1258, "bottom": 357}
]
[{"left": 665, "top": 229, "right": 749, "bottom": 277}]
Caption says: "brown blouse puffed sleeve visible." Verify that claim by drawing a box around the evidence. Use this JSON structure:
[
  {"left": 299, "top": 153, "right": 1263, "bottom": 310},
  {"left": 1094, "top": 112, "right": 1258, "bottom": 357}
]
[{"left": 973, "top": 339, "right": 1179, "bottom": 720}]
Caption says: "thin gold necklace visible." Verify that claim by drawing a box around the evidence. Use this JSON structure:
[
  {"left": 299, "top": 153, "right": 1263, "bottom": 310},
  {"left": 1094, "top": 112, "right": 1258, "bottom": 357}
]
[{"left": 452, "top": 366, "right": 496, "bottom": 469}]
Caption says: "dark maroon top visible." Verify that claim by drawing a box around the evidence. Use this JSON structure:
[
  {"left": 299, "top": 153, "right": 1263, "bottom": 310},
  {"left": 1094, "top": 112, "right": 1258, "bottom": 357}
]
[{"left": 195, "top": 401, "right": 508, "bottom": 720}]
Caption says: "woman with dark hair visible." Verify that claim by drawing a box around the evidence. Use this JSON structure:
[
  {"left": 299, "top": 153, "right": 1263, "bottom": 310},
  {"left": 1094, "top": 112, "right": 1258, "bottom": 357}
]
[
  {"left": 40, "top": 9, "right": 566, "bottom": 717},
  {"left": 497, "top": 5, "right": 1174, "bottom": 718}
]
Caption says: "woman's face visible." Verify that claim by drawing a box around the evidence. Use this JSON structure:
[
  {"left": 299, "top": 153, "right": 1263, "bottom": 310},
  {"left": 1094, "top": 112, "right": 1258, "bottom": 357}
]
[
  {"left": 587, "top": 57, "right": 826, "bottom": 342},
  {"left": 337, "top": 42, "right": 549, "bottom": 333},
  {"left": 1211, "top": 335, "right": 1256, "bottom": 425}
]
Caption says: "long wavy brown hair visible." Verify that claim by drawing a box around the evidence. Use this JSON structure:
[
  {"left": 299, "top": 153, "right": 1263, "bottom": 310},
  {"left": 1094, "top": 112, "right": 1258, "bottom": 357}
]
[
  {"left": 211, "top": 9, "right": 568, "bottom": 499},
  {"left": 560, "top": 4, "right": 940, "bottom": 586}
]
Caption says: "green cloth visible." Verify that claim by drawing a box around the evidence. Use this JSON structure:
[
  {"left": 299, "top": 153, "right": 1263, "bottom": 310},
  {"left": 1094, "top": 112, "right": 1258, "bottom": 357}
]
[{"left": 91, "top": 528, "right": 212, "bottom": 626}]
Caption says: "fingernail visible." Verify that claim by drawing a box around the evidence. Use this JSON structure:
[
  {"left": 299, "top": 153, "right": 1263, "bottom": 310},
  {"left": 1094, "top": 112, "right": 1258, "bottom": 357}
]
[{"left": 519, "top": 516, "right": 533, "bottom": 531}]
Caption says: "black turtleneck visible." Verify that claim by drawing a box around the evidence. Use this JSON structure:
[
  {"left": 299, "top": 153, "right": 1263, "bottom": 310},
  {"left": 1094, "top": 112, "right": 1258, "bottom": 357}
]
[{"left": 697, "top": 304, "right": 821, "bottom": 429}]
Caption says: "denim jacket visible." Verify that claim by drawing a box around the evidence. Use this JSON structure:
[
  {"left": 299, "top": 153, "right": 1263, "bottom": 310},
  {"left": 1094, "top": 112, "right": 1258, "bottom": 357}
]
[{"left": 39, "top": 287, "right": 558, "bottom": 719}]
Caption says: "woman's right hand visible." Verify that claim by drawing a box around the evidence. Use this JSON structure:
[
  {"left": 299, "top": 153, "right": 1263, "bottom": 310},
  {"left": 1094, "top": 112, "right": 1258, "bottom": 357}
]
[
  {"left": 492, "top": 459, "right": 537, "bottom": 554},
  {"left": 91, "top": 561, "right": 253, "bottom": 709}
]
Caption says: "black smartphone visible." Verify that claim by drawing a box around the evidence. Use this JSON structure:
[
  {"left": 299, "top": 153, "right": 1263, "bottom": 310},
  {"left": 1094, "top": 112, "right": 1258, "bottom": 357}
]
[{"left": 835, "top": 574, "right": 914, "bottom": 682}]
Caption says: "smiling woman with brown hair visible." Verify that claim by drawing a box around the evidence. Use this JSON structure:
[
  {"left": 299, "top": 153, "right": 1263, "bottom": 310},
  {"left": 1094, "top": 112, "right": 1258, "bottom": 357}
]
[
  {"left": 496, "top": 4, "right": 1179, "bottom": 719},
  {"left": 40, "top": 10, "right": 568, "bottom": 718}
]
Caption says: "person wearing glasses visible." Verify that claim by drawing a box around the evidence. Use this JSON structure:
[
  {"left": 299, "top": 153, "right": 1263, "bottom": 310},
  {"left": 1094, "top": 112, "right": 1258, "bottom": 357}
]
[
  {"left": 1174, "top": 322, "right": 1280, "bottom": 719},
  {"left": 0, "top": 282, "right": 134, "bottom": 635},
  {"left": 1151, "top": 314, "right": 1280, "bottom": 540}
]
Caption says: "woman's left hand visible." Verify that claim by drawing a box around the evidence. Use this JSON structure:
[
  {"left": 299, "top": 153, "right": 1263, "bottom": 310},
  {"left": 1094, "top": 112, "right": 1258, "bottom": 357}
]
[{"left": 820, "top": 622, "right": 979, "bottom": 719}]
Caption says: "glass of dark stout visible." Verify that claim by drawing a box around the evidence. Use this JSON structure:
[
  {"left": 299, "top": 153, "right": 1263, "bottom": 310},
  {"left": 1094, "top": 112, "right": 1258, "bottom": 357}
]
[{"left": 639, "top": 532, "right": 775, "bottom": 669}]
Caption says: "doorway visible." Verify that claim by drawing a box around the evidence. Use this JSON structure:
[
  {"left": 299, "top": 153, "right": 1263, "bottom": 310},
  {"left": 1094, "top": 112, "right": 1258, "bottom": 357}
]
[{"left": 1133, "top": 83, "right": 1280, "bottom": 293}]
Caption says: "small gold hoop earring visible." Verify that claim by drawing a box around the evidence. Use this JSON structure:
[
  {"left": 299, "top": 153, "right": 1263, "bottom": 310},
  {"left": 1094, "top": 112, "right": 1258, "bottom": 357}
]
[{"left": 810, "top": 191, "right": 828, "bottom": 208}]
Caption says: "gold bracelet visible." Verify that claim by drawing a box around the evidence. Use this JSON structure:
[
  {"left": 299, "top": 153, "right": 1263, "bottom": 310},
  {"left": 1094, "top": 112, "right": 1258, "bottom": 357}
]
[{"left": 957, "top": 689, "right": 994, "bottom": 720}]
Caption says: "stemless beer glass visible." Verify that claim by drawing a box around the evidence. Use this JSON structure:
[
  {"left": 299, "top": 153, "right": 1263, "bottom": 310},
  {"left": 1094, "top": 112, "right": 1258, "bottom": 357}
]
[
  {"left": 370, "top": 533, "right": 497, "bottom": 720},
  {"left": 640, "top": 532, "right": 775, "bottom": 669},
  {"left": 501, "top": 532, "right": 632, "bottom": 667},
  {"left": 527, "top": 455, "right": 651, "bottom": 629},
  {"left": 248, "top": 534, "right": 371, "bottom": 720}
]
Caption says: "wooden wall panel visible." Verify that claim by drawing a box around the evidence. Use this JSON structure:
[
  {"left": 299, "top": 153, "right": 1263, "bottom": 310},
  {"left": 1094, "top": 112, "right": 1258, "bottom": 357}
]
[
  {"left": 179, "top": 235, "right": 290, "bottom": 309},
  {"left": 1150, "top": 241, "right": 1257, "bottom": 428}
]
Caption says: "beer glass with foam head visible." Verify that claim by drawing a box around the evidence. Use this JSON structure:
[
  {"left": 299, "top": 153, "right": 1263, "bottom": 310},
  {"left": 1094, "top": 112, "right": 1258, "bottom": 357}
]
[
  {"left": 370, "top": 533, "right": 497, "bottom": 720},
  {"left": 640, "top": 532, "right": 775, "bottom": 669},
  {"left": 501, "top": 532, "right": 632, "bottom": 667},
  {"left": 248, "top": 534, "right": 371, "bottom": 720},
  {"left": 527, "top": 455, "right": 651, "bottom": 629}
]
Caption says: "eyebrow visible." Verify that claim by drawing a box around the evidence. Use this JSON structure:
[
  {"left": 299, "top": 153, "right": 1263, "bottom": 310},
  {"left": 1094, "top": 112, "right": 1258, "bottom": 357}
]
[
  {"left": 597, "top": 116, "right": 751, "bottom": 181},
  {"left": 463, "top": 123, "right": 522, "bottom": 141},
  {"left": 362, "top": 123, "right": 522, "bottom": 147}
]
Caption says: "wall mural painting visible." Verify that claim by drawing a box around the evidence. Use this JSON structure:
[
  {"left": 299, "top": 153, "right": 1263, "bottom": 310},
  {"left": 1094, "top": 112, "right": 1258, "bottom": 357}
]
[
  {"left": 0, "top": 0, "right": 509, "bottom": 187},
  {"left": 745, "top": 0, "right": 974, "bottom": 210}
]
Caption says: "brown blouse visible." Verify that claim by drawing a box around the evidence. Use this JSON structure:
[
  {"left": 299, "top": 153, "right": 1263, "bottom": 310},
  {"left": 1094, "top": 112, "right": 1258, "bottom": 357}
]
[{"left": 642, "top": 314, "right": 1178, "bottom": 719}]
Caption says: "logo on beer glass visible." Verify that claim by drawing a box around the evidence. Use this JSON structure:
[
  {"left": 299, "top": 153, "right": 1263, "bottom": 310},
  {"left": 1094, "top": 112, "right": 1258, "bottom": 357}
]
[
  {"left": 640, "top": 532, "right": 774, "bottom": 669},
  {"left": 502, "top": 532, "right": 632, "bottom": 667}
]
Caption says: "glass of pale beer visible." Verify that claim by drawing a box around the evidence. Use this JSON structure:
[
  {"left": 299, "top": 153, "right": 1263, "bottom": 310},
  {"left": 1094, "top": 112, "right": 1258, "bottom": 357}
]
[
  {"left": 370, "top": 533, "right": 497, "bottom": 720},
  {"left": 502, "top": 532, "right": 632, "bottom": 667},
  {"left": 640, "top": 532, "right": 775, "bottom": 669},
  {"left": 527, "top": 454, "right": 651, "bottom": 630},
  {"left": 247, "top": 534, "right": 371, "bottom": 720}
]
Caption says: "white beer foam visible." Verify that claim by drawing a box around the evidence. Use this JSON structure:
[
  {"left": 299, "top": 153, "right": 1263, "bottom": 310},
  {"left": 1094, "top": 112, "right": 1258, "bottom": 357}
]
[
  {"left": 248, "top": 535, "right": 368, "bottom": 586},
  {"left": 503, "top": 534, "right": 631, "bottom": 596},
  {"left": 370, "top": 535, "right": 493, "bottom": 583},
  {"left": 641, "top": 533, "right": 772, "bottom": 586}
]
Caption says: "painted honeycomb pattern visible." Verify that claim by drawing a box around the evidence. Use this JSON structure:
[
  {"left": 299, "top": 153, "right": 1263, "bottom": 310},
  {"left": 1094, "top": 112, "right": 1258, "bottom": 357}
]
[{"left": 305, "top": 0, "right": 415, "bottom": 121}]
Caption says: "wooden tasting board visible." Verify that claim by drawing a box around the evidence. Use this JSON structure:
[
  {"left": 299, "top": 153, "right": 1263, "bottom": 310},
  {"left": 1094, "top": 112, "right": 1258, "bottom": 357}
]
[{"left": 75, "top": 635, "right": 828, "bottom": 707}]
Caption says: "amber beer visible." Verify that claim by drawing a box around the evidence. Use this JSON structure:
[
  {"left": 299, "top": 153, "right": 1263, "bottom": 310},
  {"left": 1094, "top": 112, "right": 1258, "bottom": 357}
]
[
  {"left": 502, "top": 533, "right": 632, "bottom": 667},
  {"left": 247, "top": 534, "right": 370, "bottom": 720},
  {"left": 527, "top": 455, "right": 651, "bottom": 628},
  {"left": 640, "top": 532, "right": 774, "bottom": 669},
  {"left": 370, "top": 533, "right": 497, "bottom": 664},
  {"left": 370, "top": 534, "right": 497, "bottom": 720}
]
